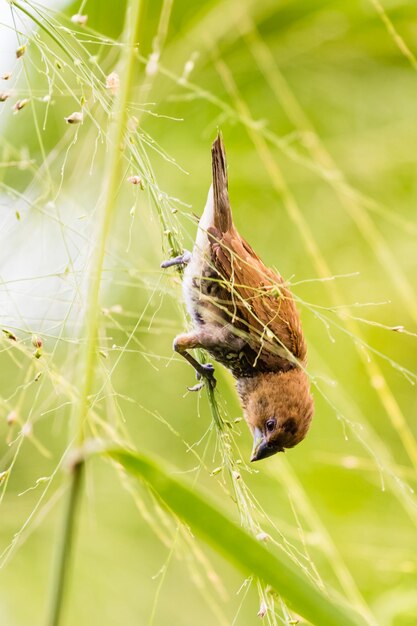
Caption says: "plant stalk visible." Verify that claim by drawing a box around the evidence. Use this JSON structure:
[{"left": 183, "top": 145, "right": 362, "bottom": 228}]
[
  {"left": 45, "top": 2, "right": 143, "bottom": 624},
  {"left": 46, "top": 461, "right": 83, "bottom": 626}
]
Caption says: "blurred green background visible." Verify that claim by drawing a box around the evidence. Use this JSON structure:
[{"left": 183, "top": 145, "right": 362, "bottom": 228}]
[{"left": 1, "top": 0, "right": 417, "bottom": 624}]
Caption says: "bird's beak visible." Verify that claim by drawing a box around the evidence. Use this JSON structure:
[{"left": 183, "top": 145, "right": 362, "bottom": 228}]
[{"left": 250, "top": 427, "right": 280, "bottom": 462}]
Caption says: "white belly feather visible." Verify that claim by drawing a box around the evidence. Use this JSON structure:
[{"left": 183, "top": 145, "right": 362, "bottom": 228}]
[{"left": 182, "top": 185, "right": 216, "bottom": 325}]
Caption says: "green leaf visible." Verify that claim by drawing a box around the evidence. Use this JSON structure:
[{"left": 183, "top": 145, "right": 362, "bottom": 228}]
[{"left": 103, "top": 447, "right": 369, "bottom": 626}]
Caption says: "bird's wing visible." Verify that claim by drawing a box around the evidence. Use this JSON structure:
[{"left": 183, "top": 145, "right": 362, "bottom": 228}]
[{"left": 208, "top": 226, "right": 307, "bottom": 368}]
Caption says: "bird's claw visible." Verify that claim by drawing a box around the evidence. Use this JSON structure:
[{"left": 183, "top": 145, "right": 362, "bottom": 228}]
[
  {"left": 187, "top": 364, "right": 216, "bottom": 391},
  {"left": 195, "top": 363, "right": 216, "bottom": 389},
  {"left": 161, "top": 250, "right": 191, "bottom": 269},
  {"left": 196, "top": 362, "right": 215, "bottom": 379},
  {"left": 187, "top": 382, "right": 205, "bottom": 392}
]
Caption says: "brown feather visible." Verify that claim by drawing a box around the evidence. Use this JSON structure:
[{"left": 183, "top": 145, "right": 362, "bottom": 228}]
[
  {"left": 207, "top": 224, "right": 307, "bottom": 371},
  {"left": 211, "top": 134, "right": 233, "bottom": 233}
]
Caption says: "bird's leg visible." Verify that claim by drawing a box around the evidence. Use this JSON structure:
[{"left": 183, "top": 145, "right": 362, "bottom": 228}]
[
  {"left": 160, "top": 250, "right": 192, "bottom": 269},
  {"left": 174, "top": 332, "right": 216, "bottom": 390},
  {"left": 173, "top": 327, "right": 246, "bottom": 391}
]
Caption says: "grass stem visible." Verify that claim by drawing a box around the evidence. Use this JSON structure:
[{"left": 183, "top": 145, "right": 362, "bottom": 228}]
[
  {"left": 44, "top": 2, "right": 143, "bottom": 624},
  {"left": 45, "top": 461, "right": 83, "bottom": 626}
]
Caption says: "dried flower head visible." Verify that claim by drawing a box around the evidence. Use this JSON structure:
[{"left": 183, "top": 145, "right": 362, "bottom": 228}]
[
  {"left": 105, "top": 72, "right": 120, "bottom": 96},
  {"left": 22, "top": 422, "right": 33, "bottom": 437},
  {"left": 2, "top": 328, "right": 17, "bottom": 341},
  {"left": 127, "top": 175, "right": 144, "bottom": 189},
  {"left": 16, "top": 45, "right": 26, "bottom": 59},
  {"left": 31, "top": 335, "right": 43, "bottom": 349},
  {"left": 257, "top": 601, "right": 267, "bottom": 619},
  {"left": 71, "top": 14, "right": 88, "bottom": 26},
  {"left": 7, "top": 410, "right": 18, "bottom": 426},
  {"left": 13, "top": 99, "right": 29, "bottom": 113},
  {"left": 64, "top": 111, "right": 83, "bottom": 124}
]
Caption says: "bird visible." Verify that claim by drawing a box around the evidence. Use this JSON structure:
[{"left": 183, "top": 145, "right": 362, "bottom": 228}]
[{"left": 161, "top": 134, "right": 314, "bottom": 461}]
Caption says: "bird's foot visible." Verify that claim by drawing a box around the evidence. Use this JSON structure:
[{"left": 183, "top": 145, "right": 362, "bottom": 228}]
[
  {"left": 196, "top": 362, "right": 215, "bottom": 380},
  {"left": 197, "top": 363, "right": 216, "bottom": 388},
  {"left": 160, "top": 250, "right": 191, "bottom": 269},
  {"left": 188, "top": 363, "right": 216, "bottom": 391}
]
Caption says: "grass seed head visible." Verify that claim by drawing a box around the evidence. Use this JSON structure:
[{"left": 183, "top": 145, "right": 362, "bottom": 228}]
[
  {"left": 13, "top": 99, "right": 29, "bottom": 113},
  {"left": 31, "top": 335, "right": 43, "bottom": 349},
  {"left": 71, "top": 14, "right": 88, "bottom": 26},
  {"left": 65, "top": 111, "right": 83, "bottom": 124},
  {"left": 16, "top": 45, "right": 26, "bottom": 59},
  {"left": 7, "top": 410, "right": 18, "bottom": 426},
  {"left": 106, "top": 72, "right": 120, "bottom": 96},
  {"left": 257, "top": 601, "right": 267, "bottom": 618},
  {"left": 127, "top": 175, "right": 144, "bottom": 189},
  {"left": 2, "top": 328, "right": 17, "bottom": 341}
]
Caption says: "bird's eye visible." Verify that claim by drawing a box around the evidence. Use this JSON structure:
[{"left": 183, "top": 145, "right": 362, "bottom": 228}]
[{"left": 266, "top": 418, "right": 276, "bottom": 432}]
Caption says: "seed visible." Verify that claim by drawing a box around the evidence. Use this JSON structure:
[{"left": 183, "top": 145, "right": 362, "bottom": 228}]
[
  {"left": 106, "top": 72, "right": 120, "bottom": 96},
  {"left": 22, "top": 422, "right": 32, "bottom": 437},
  {"left": 31, "top": 335, "right": 43, "bottom": 349},
  {"left": 127, "top": 175, "right": 144, "bottom": 189},
  {"left": 7, "top": 411, "right": 17, "bottom": 426},
  {"left": 0, "top": 470, "right": 10, "bottom": 484},
  {"left": 64, "top": 111, "right": 83, "bottom": 124},
  {"left": 16, "top": 45, "right": 26, "bottom": 59},
  {"left": 71, "top": 14, "right": 88, "bottom": 26},
  {"left": 257, "top": 601, "right": 267, "bottom": 618},
  {"left": 13, "top": 99, "right": 29, "bottom": 113}
]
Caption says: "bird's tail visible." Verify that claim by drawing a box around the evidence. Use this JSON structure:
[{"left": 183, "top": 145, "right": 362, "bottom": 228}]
[{"left": 211, "top": 133, "right": 233, "bottom": 233}]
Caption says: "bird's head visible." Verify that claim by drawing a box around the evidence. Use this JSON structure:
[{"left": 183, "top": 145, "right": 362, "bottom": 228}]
[{"left": 238, "top": 369, "right": 314, "bottom": 461}]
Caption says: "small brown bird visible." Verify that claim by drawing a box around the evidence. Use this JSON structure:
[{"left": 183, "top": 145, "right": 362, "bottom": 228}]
[{"left": 162, "top": 134, "right": 313, "bottom": 461}]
